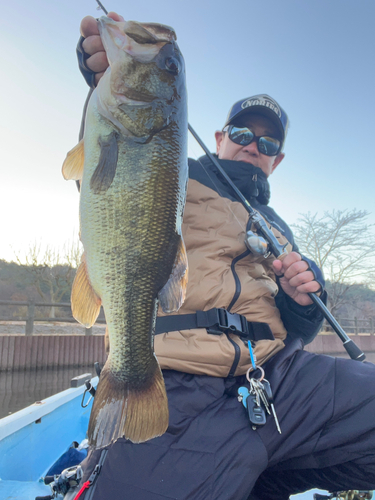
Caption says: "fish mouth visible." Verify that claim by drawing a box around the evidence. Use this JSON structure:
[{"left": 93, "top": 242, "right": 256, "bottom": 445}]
[
  {"left": 121, "top": 88, "right": 156, "bottom": 103},
  {"left": 98, "top": 17, "right": 176, "bottom": 46},
  {"left": 124, "top": 21, "right": 176, "bottom": 44},
  {"left": 98, "top": 17, "right": 177, "bottom": 67}
]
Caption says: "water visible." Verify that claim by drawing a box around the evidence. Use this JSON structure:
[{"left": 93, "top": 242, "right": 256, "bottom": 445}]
[{"left": 0, "top": 366, "right": 93, "bottom": 419}]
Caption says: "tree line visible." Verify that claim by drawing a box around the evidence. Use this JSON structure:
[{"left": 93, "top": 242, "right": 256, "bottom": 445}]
[
  {"left": 0, "top": 209, "right": 374, "bottom": 321},
  {"left": 292, "top": 209, "right": 375, "bottom": 317}
]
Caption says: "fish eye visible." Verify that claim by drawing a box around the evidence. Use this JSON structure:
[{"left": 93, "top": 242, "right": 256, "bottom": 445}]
[{"left": 165, "top": 57, "right": 180, "bottom": 74}]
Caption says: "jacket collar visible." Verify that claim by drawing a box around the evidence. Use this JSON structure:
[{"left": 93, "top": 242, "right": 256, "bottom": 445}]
[{"left": 199, "top": 155, "right": 271, "bottom": 206}]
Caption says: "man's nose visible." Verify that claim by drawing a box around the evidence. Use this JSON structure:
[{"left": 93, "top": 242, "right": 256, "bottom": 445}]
[{"left": 242, "top": 140, "right": 259, "bottom": 155}]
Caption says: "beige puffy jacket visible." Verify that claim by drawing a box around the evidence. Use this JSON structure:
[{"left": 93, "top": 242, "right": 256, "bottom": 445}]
[{"left": 154, "top": 157, "right": 293, "bottom": 377}]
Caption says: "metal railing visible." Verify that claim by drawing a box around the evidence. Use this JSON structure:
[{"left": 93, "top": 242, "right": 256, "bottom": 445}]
[
  {"left": 0, "top": 300, "right": 105, "bottom": 335},
  {"left": 322, "top": 317, "right": 374, "bottom": 335},
  {"left": 1, "top": 300, "right": 374, "bottom": 336}
]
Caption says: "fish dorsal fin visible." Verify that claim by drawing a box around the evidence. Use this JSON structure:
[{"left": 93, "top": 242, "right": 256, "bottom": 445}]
[
  {"left": 90, "top": 132, "right": 119, "bottom": 194},
  {"left": 158, "top": 237, "right": 188, "bottom": 313},
  {"left": 62, "top": 139, "right": 85, "bottom": 181},
  {"left": 71, "top": 255, "right": 102, "bottom": 327}
]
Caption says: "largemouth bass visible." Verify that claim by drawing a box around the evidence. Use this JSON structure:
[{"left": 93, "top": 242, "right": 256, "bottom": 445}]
[{"left": 62, "top": 16, "right": 188, "bottom": 447}]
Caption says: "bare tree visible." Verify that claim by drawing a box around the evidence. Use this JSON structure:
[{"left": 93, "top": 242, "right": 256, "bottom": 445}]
[
  {"left": 292, "top": 209, "right": 375, "bottom": 315},
  {"left": 14, "top": 239, "right": 82, "bottom": 317}
]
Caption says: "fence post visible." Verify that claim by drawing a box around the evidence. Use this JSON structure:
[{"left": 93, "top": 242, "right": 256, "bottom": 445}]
[
  {"left": 25, "top": 302, "right": 35, "bottom": 335},
  {"left": 85, "top": 327, "right": 93, "bottom": 336},
  {"left": 354, "top": 317, "right": 358, "bottom": 335}
]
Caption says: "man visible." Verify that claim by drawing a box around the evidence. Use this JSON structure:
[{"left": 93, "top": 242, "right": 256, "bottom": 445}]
[{"left": 71, "top": 14, "right": 375, "bottom": 500}]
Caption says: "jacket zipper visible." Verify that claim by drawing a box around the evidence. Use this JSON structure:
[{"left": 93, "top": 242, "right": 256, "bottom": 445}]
[
  {"left": 226, "top": 335, "right": 241, "bottom": 377},
  {"left": 226, "top": 249, "right": 251, "bottom": 377},
  {"left": 227, "top": 250, "right": 250, "bottom": 311}
]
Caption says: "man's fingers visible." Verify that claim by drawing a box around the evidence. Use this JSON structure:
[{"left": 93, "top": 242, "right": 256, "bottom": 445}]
[
  {"left": 80, "top": 16, "right": 99, "bottom": 38},
  {"left": 107, "top": 12, "right": 125, "bottom": 22},
  {"left": 288, "top": 270, "right": 316, "bottom": 289},
  {"left": 284, "top": 260, "right": 309, "bottom": 281},
  {"left": 294, "top": 280, "right": 321, "bottom": 295},
  {"left": 279, "top": 251, "right": 301, "bottom": 269},
  {"left": 85, "top": 51, "right": 109, "bottom": 74},
  {"left": 82, "top": 35, "right": 105, "bottom": 56},
  {"left": 272, "top": 259, "right": 283, "bottom": 275}
]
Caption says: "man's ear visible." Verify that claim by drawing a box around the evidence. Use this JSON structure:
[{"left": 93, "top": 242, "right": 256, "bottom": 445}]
[
  {"left": 215, "top": 131, "right": 224, "bottom": 154},
  {"left": 270, "top": 152, "right": 285, "bottom": 174}
]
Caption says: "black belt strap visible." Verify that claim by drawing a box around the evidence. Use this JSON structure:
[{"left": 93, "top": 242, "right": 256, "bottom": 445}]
[{"left": 155, "top": 308, "right": 274, "bottom": 342}]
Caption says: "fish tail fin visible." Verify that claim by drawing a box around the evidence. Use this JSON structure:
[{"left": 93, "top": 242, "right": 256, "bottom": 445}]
[{"left": 88, "top": 361, "right": 169, "bottom": 448}]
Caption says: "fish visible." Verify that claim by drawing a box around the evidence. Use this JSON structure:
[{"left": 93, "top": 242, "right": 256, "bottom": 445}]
[{"left": 62, "top": 16, "right": 188, "bottom": 447}]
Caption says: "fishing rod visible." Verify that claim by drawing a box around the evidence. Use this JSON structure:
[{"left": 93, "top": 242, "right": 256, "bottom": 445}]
[
  {"left": 93, "top": 0, "right": 365, "bottom": 362},
  {"left": 189, "top": 124, "right": 365, "bottom": 362},
  {"left": 95, "top": 0, "right": 108, "bottom": 14}
]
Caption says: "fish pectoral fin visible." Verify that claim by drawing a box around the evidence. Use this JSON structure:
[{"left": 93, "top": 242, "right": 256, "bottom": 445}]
[
  {"left": 62, "top": 139, "right": 85, "bottom": 180},
  {"left": 158, "top": 237, "right": 188, "bottom": 313},
  {"left": 90, "top": 131, "right": 119, "bottom": 194},
  {"left": 88, "top": 362, "right": 169, "bottom": 447},
  {"left": 71, "top": 257, "right": 101, "bottom": 328}
]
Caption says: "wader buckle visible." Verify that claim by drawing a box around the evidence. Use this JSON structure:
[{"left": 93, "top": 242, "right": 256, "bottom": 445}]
[{"left": 206, "top": 308, "right": 249, "bottom": 338}]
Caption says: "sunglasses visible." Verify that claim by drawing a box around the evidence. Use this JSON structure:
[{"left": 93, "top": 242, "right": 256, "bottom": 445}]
[{"left": 223, "top": 125, "right": 281, "bottom": 157}]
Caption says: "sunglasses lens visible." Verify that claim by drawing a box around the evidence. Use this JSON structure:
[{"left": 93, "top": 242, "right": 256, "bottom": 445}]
[
  {"left": 227, "top": 126, "right": 281, "bottom": 156},
  {"left": 229, "top": 126, "right": 255, "bottom": 146},
  {"left": 258, "top": 136, "right": 281, "bottom": 156}
]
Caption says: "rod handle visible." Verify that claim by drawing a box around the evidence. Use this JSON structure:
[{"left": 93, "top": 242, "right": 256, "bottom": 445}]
[
  {"left": 343, "top": 338, "right": 366, "bottom": 362},
  {"left": 308, "top": 292, "right": 366, "bottom": 362}
]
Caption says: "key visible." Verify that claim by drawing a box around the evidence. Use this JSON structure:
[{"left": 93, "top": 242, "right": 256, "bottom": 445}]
[
  {"left": 246, "top": 393, "right": 267, "bottom": 428},
  {"left": 243, "top": 365, "right": 267, "bottom": 429},
  {"left": 249, "top": 378, "right": 261, "bottom": 407},
  {"left": 255, "top": 380, "right": 271, "bottom": 415},
  {"left": 262, "top": 379, "right": 282, "bottom": 434},
  {"left": 249, "top": 376, "right": 270, "bottom": 413},
  {"left": 253, "top": 380, "right": 268, "bottom": 412}
]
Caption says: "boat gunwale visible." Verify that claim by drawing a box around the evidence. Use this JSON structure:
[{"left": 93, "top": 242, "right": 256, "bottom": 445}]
[{"left": 0, "top": 375, "right": 99, "bottom": 441}]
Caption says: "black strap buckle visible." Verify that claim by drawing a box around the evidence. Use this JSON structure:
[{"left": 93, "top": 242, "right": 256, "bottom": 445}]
[{"left": 206, "top": 308, "right": 249, "bottom": 338}]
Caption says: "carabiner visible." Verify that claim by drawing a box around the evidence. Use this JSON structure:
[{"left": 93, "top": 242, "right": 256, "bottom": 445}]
[{"left": 81, "top": 380, "right": 96, "bottom": 408}]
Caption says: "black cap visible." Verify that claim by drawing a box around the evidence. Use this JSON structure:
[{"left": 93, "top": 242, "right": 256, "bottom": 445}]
[{"left": 223, "top": 94, "right": 289, "bottom": 149}]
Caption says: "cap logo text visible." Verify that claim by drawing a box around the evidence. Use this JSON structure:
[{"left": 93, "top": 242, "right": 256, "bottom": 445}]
[{"left": 241, "top": 96, "right": 282, "bottom": 118}]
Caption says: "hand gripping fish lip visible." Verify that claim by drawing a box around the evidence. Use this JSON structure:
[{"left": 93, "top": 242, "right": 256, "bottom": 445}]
[{"left": 98, "top": 17, "right": 176, "bottom": 63}]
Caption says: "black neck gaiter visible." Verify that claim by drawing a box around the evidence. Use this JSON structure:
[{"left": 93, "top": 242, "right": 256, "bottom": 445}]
[{"left": 200, "top": 155, "right": 271, "bottom": 206}]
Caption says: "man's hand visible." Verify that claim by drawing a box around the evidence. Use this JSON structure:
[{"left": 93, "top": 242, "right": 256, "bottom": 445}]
[
  {"left": 80, "top": 12, "right": 124, "bottom": 86},
  {"left": 272, "top": 252, "right": 321, "bottom": 306}
]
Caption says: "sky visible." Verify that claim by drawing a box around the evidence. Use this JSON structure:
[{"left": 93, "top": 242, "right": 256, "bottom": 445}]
[{"left": 1, "top": 0, "right": 374, "bottom": 267}]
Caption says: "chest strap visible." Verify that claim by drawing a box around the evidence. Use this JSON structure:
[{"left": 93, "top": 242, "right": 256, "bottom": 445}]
[{"left": 155, "top": 308, "right": 274, "bottom": 342}]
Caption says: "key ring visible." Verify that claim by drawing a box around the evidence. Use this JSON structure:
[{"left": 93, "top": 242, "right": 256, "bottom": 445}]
[{"left": 246, "top": 366, "right": 265, "bottom": 383}]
